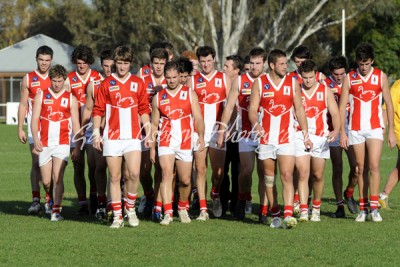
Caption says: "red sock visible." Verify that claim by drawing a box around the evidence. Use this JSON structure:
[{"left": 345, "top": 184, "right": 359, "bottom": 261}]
[
  {"left": 178, "top": 200, "right": 187, "bottom": 211},
  {"left": 312, "top": 200, "right": 321, "bottom": 210},
  {"left": 345, "top": 187, "right": 354, "bottom": 198},
  {"left": 271, "top": 205, "right": 280, "bottom": 217},
  {"left": 125, "top": 192, "right": 137, "bottom": 210},
  {"left": 52, "top": 205, "right": 61, "bottom": 214},
  {"left": 111, "top": 201, "right": 122, "bottom": 219},
  {"left": 370, "top": 195, "right": 379, "bottom": 210},
  {"left": 163, "top": 203, "right": 173, "bottom": 216},
  {"left": 45, "top": 192, "right": 51, "bottom": 203},
  {"left": 359, "top": 198, "right": 368, "bottom": 211},
  {"left": 300, "top": 204, "right": 308, "bottom": 213},
  {"left": 32, "top": 191, "right": 40, "bottom": 202},
  {"left": 284, "top": 205, "right": 293, "bottom": 218},
  {"left": 154, "top": 201, "right": 162, "bottom": 212},
  {"left": 293, "top": 193, "right": 299, "bottom": 203},
  {"left": 200, "top": 199, "right": 207, "bottom": 211},
  {"left": 260, "top": 205, "right": 268, "bottom": 216}
]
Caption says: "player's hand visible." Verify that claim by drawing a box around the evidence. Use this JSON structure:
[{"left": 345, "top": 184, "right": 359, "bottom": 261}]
[
  {"left": 327, "top": 129, "right": 339, "bottom": 143},
  {"left": 34, "top": 139, "right": 43, "bottom": 152},
  {"left": 93, "top": 136, "right": 103, "bottom": 151},
  {"left": 216, "top": 130, "right": 225, "bottom": 149},
  {"left": 340, "top": 132, "right": 349, "bottom": 150},
  {"left": 388, "top": 130, "right": 398, "bottom": 149},
  {"left": 71, "top": 146, "right": 81, "bottom": 162},
  {"left": 18, "top": 129, "right": 27, "bottom": 144},
  {"left": 144, "top": 134, "right": 153, "bottom": 149},
  {"left": 253, "top": 123, "right": 265, "bottom": 141},
  {"left": 197, "top": 137, "right": 205, "bottom": 152},
  {"left": 304, "top": 138, "right": 313, "bottom": 152},
  {"left": 150, "top": 147, "right": 156, "bottom": 164}
]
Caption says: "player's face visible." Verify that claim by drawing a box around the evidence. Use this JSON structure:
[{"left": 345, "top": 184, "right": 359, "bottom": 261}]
[
  {"left": 36, "top": 54, "right": 52, "bottom": 74},
  {"left": 179, "top": 72, "right": 190, "bottom": 85},
  {"left": 357, "top": 58, "right": 374, "bottom": 76},
  {"left": 165, "top": 69, "right": 180, "bottom": 90},
  {"left": 301, "top": 71, "right": 316, "bottom": 89},
  {"left": 152, "top": 58, "right": 167, "bottom": 77},
  {"left": 101, "top": 59, "right": 114, "bottom": 77},
  {"left": 51, "top": 76, "right": 65, "bottom": 93},
  {"left": 199, "top": 55, "right": 215, "bottom": 75},
  {"left": 223, "top": 60, "right": 238, "bottom": 79},
  {"left": 331, "top": 68, "right": 346, "bottom": 84},
  {"left": 249, "top": 56, "right": 265, "bottom": 78},
  {"left": 76, "top": 59, "right": 90, "bottom": 75},
  {"left": 271, "top": 56, "right": 288, "bottom": 78},
  {"left": 294, "top": 57, "right": 307, "bottom": 68},
  {"left": 190, "top": 59, "right": 199, "bottom": 75},
  {"left": 115, "top": 60, "right": 131, "bottom": 78}
]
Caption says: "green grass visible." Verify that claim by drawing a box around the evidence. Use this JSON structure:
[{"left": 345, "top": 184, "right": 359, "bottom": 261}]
[{"left": 1, "top": 123, "right": 400, "bottom": 266}]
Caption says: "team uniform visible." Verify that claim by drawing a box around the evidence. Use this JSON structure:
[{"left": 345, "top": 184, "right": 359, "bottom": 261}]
[
  {"left": 257, "top": 73, "right": 297, "bottom": 160},
  {"left": 191, "top": 70, "right": 227, "bottom": 149},
  {"left": 36, "top": 88, "right": 73, "bottom": 166},
  {"left": 138, "top": 64, "right": 152, "bottom": 78},
  {"left": 68, "top": 70, "right": 102, "bottom": 146},
  {"left": 156, "top": 85, "right": 193, "bottom": 162},
  {"left": 346, "top": 68, "right": 384, "bottom": 144},
  {"left": 295, "top": 82, "right": 330, "bottom": 159},
  {"left": 25, "top": 71, "right": 52, "bottom": 144},
  {"left": 93, "top": 73, "right": 150, "bottom": 156}
]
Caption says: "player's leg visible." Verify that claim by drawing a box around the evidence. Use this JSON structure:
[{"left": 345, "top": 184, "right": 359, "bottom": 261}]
[
  {"left": 296, "top": 154, "right": 311, "bottom": 222},
  {"left": 330, "top": 146, "right": 345, "bottom": 217},
  {"left": 106, "top": 156, "right": 124, "bottom": 228},
  {"left": 72, "top": 147, "right": 88, "bottom": 215},
  {"left": 208, "top": 147, "right": 226, "bottom": 218},
  {"left": 343, "top": 146, "right": 358, "bottom": 214},
  {"left": 94, "top": 148, "right": 108, "bottom": 219},
  {"left": 28, "top": 144, "right": 43, "bottom": 214},
  {"left": 158, "top": 154, "right": 175, "bottom": 225},
  {"left": 176, "top": 157, "right": 193, "bottom": 223},
  {"left": 50, "top": 156, "right": 67, "bottom": 221},
  {"left": 366, "top": 137, "right": 383, "bottom": 221},
  {"left": 236, "top": 151, "right": 255, "bottom": 220},
  {"left": 310, "top": 157, "right": 326, "bottom": 222},
  {"left": 194, "top": 147, "right": 209, "bottom": 220},
  {"left": 85, "top": 144, "right": 98, "bottom": 214},
  {"left": 139, "top": 150, "right": 154, "bottom": 218}
]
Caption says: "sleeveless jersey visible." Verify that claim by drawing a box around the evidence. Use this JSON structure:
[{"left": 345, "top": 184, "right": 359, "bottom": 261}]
[
  {"left": 347, "top": 68, "right": 383, "bottom": 131},
  {"left": 324, "top": 76, "right": 350, "bottom": 131},
  {"left": 93, "top": 73, "right": 150, "bottom": 140},
  {"left": 156, "top": 85, "right": 193, "bottom": 150},
  {"left": 287, "top": 70, "right": 324, "bottom": 84},
  {"left": 298, "top": 83, "right": 328, "bottom": 136},
  {"left": 68, "top": 69, "right": 101, "bottom": 109},
  {"left": 39, "top": 89, "right": 72, "bottom": 147},
  {"left": 139, "top": 64, "right": 152, "bottom": 78},
  {"left": 143, "top": 74, "right": 167, "bottom": 108},
  {"left": 191, "top": 71, "right": 227, "bottom": 141},
  {"left": 258, "top": 74, "right": 296, "bottom": 145},
  {"left": 237, "top": 72, "right": 255, "bottom": 138}
]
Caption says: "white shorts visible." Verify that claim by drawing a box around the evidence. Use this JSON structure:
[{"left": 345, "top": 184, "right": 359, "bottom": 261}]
[
  {"left": 349, "top": 128, "right": 384, "bottom": 145},
  {"left": 158, "top": 146, "right": 193, "bottom": 162},
  {"left": 39, "top": 145, "right": 70, "bottom": 167},
  {"left": 257, "top": 142, "right": 296, "bottom": 160},
  {"left": 193, "top": 132, "right": 226, "bottom": 152},
  {"left": 238, "top": 137, "right": 258, "bottom": 153},
  {"left": 103, "top": 139, "right": 141, "bottom": 157},
  {"left": 295, "top": 132, "right": 330, "bottom": 159}
]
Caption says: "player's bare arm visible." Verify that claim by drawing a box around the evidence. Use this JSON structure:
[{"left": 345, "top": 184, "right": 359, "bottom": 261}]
[
  {"left": 31, "top": 92, "right": 43, "bottom": 152},
  {"left": 71, "top": 96, "right": 82, "bottom": 161},
  {"left": 248, "top": 78, "right": 263, "bottom": 136},
  {"left": 81, "top": 80, "right": 94, "bottom": 135},
  {"left": 339, "top": 76, "right": 350, "bottom": 149},
  {"left": 17, "top": 75, "right": 29, "bottom": 144},
  {"left": 326, "top": 85, "right": 340, "bottom": 142},
  {"left": 149, "top": 96, "right": 160, "bottom": 163},
  {"left": 381, "top": 72, "right": 397, "bottom": 148},
  {"left": 191, "top": 91, "right": 205, "bottom": 152},
  {"left": 293, "top": 83, "right": 312, "bottom": 150}
]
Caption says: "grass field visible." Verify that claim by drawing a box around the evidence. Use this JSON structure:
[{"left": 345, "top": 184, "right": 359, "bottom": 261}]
[{"left": 1, "top": 123, "right": 400, "bottom": 266}]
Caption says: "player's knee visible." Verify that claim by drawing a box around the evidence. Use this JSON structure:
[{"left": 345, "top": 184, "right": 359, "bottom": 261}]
[{"left": 264, "top": 175, "right": 275, "bottom": 188}]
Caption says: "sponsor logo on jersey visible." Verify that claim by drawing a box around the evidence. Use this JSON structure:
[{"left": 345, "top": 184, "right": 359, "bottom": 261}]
[
  {"left": 244, "top": 82, "right": 250, "bottom": 88},
  {"left": 371, "top": 74, "right": 379, "bottom": 85},
  {"left": 31, "top": 82, "right": 40, "bottom": 87},
  {"left": 196, "top": 82, "right": 206, "bottom": 89},
  {"left": 331, "top": 88, "right": 338, "bottom": 93},
  {"left": 109, "top": 86, "right": 119, "bottom": 91},
  {"left": 162, "top": 93, "right": 168, "bottom": 99},
  {"left": 72, "top": 76, "right": 78, "bottom": 82},
  {"left": 148, "top": 83, "right": 153, "bottom": 89},
  {"left": 241, "top": 89, "right": 251, "bottom": 95},
  {"left": 130, "top": 82, "right": 138, "bottom": 92},
  {"left": 61, "top": 97, "right": 69, "bottom": 107},
  {"left": 263, "top": 92, "right": 274, "bottom": 98},
  {"left": 264, "top": 84, "right": 270, "bottom": 90},
  {"left": 352, "top": 73, "right": 357, "bottom": 79},
  {"left": 146, "top": 88, "right": 153, "bottom": 94},
  {"left": 215, "top": 78, "right": 222, "bottom": 88},
  {"left": 44, "top": 100, "right": 53, "bottom": 104},
  {"left": 110, "top": 80, "right": 117, "bottom": 86},
  {"left": 180, "top": 90, "right": 188, "bottom": 100},
  {"left": 93, "top": 80, "right": 101, "bottom": 85},
  {"left": 329, "top": 83, "right": 335, "bottom": 88},
  {"left": 160, "top": 99, "right": 170, "bottom": 105},
  {"left": 46, "top": 94, "right": 52, "bottom": 99},
  {"left": 144, "top": 68, "right": 150, "bottom": 74},
  {"left": 197, "top": 77, "right": 204, "bottom": 83},
  {"left": 283, "top": 86, "right": 291, "bottom": 96},
  {"left": 317, "top": 92, "right": 324, "bottom": 101},
  {"left": 32, "top": 76, "right": 38, "bottom": 82},
  {"left": 350, "top": 80, "right": 362, "bottom": 85},
  {"left": 71, "top": 83, "right": 82, "bottom": 89}
]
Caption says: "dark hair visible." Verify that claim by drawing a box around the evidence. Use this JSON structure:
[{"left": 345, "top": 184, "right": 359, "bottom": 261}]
[
  {"left": 151, "top": 48, "right": 169, "bottom": 63},
  {"left": 161, "top": 41, "right": 174, "bottom": 51},
  {"left": 268, "top": 49, "right": 286, "bottom": 66},
  {"left": 71, "top": 45, "right": 95, "bottom": 65},
  {"left": 244, "top": 55, "right": 250, "bottom": 64},
  {"left": 49, "top": 64, "right": 67, "bottom": 80},
  {"left": 291, "top": 45, "right": 312, "bottom": 60},
  {"left": 226, "top": 55, "right": 244, "bottom": 72},
  {"left": 355, "top": 43, "right": 374, "bottom": 61},
  {"left": 176, "top": 57, "right": 193, "bottom": 74},
  {"left": 298, "top": 60, "right": 317, "bottom": 74},
  {"left": 196, "top": 46, "right": 216, "bottom": 59},
  {"left": 100, "top": 49, "right": 113, "bottom": 64},
  {"left": 328, "top": 56, "right": 348, "bottom": 72},
  {"left": 164, "top": 61, "right": 180, "bottom": 75},
  {"left": 36, "top": 45, "right": 53, "bottom": 59},
  {"left": 113, "top": 46, "right": 133, "bottom": 63},
  {"left": 149, "top": 41, "right": 174, "bottom": 55},
  {"left": 249, "top": 47, "right": 267, "bottom": 62}
]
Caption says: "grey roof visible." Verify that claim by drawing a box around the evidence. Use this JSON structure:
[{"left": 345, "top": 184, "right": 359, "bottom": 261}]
[{"left": 0, "top": 34, "right": 100, "bottom": 73}]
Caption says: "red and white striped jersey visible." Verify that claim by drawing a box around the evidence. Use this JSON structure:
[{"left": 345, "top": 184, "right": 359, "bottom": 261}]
[
  {"left": 156, "top": 85, "right": 193, "bottom": 150},
  {"left": 324, "top": 76, "right": 349, "bottom": 131},
  {"left": 68, "top": 69, "right": 101, "bottom": 108},
  {"left": 288, "top": 70, "right": 324, "bottom": 84},
  {"left": 298, "top": 83, "right": 328, "bottom": 137},
  {"left": 237, "top": 72, "right": 256, "bottom": 138},
  {"left": 191, "top": 70, "right": 227, "bottom": 141},
  {"left": 139, "top": 64, "right": 152, "bottom": 78},
  {"left": 26, "top": 70, "right": 51, "bottom": 122},
  {"left": 258, "top": 74, "right": 296, "bottom": 145},
  {"left": 347, "top": 68, "right": 384, "bottom": 131},
  {"left": 93, "top": 73, "right": 150, "bottom": 140},
  {"left": 142, "top": 74, "right": 167, "bottom": 108},
  {"left": 38, "top": 89, "right": 72, "bottom": 147}
]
